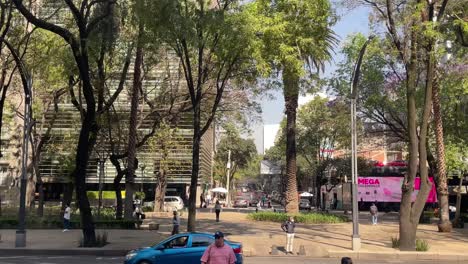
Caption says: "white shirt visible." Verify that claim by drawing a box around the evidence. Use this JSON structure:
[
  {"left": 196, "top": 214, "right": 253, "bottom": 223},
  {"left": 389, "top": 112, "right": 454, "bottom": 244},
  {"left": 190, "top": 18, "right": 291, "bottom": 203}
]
[{"left": 64, "top": 206, "right": 71, "bottom": 220}]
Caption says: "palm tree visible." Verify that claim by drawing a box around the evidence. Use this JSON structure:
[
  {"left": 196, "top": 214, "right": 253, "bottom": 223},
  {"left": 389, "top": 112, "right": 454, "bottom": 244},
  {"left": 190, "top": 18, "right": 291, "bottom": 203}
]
[{"left": 253, "top": 0, "right": 337, "bottom": 213}]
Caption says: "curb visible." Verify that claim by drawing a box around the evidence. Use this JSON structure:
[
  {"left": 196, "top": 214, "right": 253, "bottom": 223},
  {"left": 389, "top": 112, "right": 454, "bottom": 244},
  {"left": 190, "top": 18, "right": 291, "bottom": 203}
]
[
  {"left": 0, "top": 249, "right": 128, "bottom": 256},
  {"left": 328, "top": 250, "right": 468, "bottom": 262}
]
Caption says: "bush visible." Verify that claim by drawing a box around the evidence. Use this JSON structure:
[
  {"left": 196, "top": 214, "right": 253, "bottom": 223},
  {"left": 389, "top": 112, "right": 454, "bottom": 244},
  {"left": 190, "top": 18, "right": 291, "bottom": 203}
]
[
  {"left": 247, "top": 212, "right": 348, "bottom": 224},
  {"left": 391, "top": 237, "right": 400, "bottom": 248},
  {"left": 389, "top": 237, "right": 429, "bottom": 251},
  {"left": 416, "top": 239, "right": 429, "bottom": 251},
  {"left": 142, "top": 206, "right": 153, "bottom": 212},
  {"left": 87, "top": 191, "right": 124, "bottom": 200}
]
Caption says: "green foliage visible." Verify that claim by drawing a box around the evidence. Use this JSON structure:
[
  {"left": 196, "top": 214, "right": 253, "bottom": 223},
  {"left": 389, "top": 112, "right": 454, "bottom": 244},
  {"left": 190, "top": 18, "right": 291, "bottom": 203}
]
[
  {"left": 248, "top": 0, "right": 337, "bottom": 79},
  {"left": 416, "top": 239, "right": 430, "bottom": 251},
  {"left": 391, "top": 237, "right": 400, "bottom": 248},
  {"left": 390, "top": 237, "right": 429, "bottom": 251},
  {"left": 87, "top": 191, "right": 124, "bottom": 200},
  {"left": 445, "top": 141, "right": 468, "bottom": 176},
  {"left": 247, "top": 211, "right": 348, "bottom": 224}
]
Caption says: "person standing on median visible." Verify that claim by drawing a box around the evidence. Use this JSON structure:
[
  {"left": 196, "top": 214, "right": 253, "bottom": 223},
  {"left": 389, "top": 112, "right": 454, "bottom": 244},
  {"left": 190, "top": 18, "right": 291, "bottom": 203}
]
[
  {"left": 281, "top": 216, "right": 296, "bottom": 254},
  {"left": 370, "top": 203, "right": 378, "bottom": 225},
  {"left": 215, "top": 200, "right": 222, "bottom": 222},
  {"left": 63, "top": 203, "right": 71, "bottom": 232},
  {"left": 201, "top": 231, "right": 236, "bottom": 264},
  {"left": 172, "top": 210, "right": 180, "bottom": 235}
]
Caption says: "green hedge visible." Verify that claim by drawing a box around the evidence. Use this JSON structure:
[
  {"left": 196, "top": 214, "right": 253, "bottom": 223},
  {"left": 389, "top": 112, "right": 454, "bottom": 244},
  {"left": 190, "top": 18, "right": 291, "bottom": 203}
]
[
  {"left": 247, "top": 211, "right": 348, "bottom": 224},
  {"left": 0, "top": 217, "right": 137, "bottom": 229},
  {"left": 87, "top": 191, "right": 145, "bottom": 200}
]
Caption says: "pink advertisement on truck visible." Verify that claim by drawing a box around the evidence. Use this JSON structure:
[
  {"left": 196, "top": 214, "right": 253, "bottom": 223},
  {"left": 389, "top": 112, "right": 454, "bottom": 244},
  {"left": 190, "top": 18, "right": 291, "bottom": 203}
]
[{"left": 358, "top": 176, "right": 437, "bottom": 203}]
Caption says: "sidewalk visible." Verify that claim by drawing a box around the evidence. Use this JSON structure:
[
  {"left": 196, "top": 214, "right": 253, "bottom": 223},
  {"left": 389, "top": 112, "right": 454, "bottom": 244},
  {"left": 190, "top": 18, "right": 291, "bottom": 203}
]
[{"left": 1, "top": 211, "right": 467, "bottom": 262}]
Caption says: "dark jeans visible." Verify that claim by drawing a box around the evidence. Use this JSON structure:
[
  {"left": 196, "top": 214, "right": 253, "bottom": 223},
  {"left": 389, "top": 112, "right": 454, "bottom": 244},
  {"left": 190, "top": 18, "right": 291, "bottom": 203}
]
[
  {"left": 172, "top": 225, "right": 179, "bottom": 235},
  {"left": 64, "top": 218, "right": 70, "bottom": 229},
  {"left": 215, "top": 209, "right": 220, "bottom": 222}
]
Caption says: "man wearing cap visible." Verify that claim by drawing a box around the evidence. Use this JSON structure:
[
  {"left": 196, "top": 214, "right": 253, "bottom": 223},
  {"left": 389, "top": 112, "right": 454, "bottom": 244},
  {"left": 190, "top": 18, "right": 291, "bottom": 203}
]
[{"left": 201, "top": 231, "right": 236, "bottom": 264}]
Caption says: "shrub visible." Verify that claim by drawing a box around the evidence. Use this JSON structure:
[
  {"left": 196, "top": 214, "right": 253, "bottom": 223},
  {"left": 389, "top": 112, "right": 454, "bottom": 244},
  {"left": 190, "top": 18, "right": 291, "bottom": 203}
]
[
  {"left": 391, "top": 237, "right": 400, "bottom": 248},
  {"left": 416, "top": 239, "right": 429, "bottom": 251},
  {"left": 142, "top": 206, "right": 153, "bottom": 212},
  {"left": 247, "top": 212, "right": 348, "bottom": 224}
]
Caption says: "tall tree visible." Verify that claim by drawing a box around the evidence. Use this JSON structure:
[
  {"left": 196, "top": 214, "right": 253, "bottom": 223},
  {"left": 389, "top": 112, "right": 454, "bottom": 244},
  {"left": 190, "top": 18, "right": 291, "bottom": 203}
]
[
  {"left": 124, "top": 20, "right": 144, "bottom": 220},
  {"left": 357, "top": 0, "right": 451, "bottom": 250},
  {"left": 13, "top": 0, "right": 118, "bottom": 246},
  {"left": 425, "top": 0, "right": 452, "bottom": 232},
  {"left": 142, "top": 0, "right": 257, "bottom": 231},
  {"left": 214, "top": 127, "right": 257, "bottom": 192},
  {"left": 250, "top": 0, "right": 337, "bottom": 213}
]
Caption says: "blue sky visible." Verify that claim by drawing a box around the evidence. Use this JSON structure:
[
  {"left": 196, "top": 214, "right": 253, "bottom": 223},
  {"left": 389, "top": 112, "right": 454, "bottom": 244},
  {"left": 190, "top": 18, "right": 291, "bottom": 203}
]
[{"left": 250, "top": 4, "right": 371, "bottom": 152}]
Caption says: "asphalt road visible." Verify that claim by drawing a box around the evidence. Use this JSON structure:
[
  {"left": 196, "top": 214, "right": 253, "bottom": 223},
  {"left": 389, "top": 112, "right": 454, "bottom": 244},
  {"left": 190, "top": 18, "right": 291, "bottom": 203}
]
[{"left": 0, "top": 256, "right": 459, "bottom": 264}]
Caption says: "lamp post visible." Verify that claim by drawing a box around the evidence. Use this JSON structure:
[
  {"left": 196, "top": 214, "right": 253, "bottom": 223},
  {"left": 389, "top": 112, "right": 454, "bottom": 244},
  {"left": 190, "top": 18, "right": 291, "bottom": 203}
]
[
  {"left": 140, "top": 164, "right": 146, "bottom": 193},
  {"left": 1, "top": 39, "right": 33, "bottom": 248},
  {"left": 226, "top": 150, "right": 231, "bottom": 207},
  {"left": 350, "top": 35, "right": 374, "bottom": 251}
]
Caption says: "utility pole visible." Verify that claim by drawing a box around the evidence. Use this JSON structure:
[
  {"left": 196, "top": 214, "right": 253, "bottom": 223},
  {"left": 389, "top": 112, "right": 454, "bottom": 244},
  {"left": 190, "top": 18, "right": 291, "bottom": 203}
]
[
  {"left": 350, "top": 35, "right": 374, "bottom": 251},
  {"left": 226, "top": 150, "right": 231, "bottom": 207}
]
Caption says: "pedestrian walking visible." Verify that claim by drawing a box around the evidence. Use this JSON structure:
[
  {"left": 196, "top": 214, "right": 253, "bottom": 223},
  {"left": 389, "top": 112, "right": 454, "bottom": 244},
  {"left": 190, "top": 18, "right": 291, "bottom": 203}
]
[
  {"left": 63, "top": 203, "right": 71, "bottom": 232},
  {"left": 172, "top": 210, "right": 180, "bottom": 235},
  {"left": 215, "top": 200, "right": 221, "bottom": 222},
  {"left": 206, "top": 193, "right": 211, "bottom": 206},
  {"left": 341, "top": 257, "right": 353, "bottom": 264},
  {"left": 281, "top": 216, "right": 296, "bottom": 254},
  {"left": 370, "top": 203, "right": 378, "bottom": 225},
  {"left": 133, "top": 197, "right": 143, "bottom": 228},
  {"left": 256, "top": 201, "right": 261, "bottom": 213},
  {"left": 201, "top": 231, "right": 236, "bottom": 264},
  {"left": 262, "top": 195, "right": 266, "bottom": 207}
]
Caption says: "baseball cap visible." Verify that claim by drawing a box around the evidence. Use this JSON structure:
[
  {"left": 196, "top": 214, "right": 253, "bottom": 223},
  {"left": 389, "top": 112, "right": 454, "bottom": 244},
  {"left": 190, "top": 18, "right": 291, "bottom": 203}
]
[{"left": 214, "top": 231, "right": 224, "bottom": 239}]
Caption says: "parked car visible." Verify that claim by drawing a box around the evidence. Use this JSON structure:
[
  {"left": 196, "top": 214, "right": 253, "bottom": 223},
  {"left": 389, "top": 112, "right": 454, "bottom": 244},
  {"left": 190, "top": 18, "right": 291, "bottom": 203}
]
[
  {"left": 233, "top": 198, "right": 249, "bottom": 208},
  {"left": 164, "top": 196, "right": 184, "bottom": 211},
  {"left": 299, "top": 199, "right": 311, "bottom": 210},
  {"left": 249, "top": 198, "right": 259, "bottom": 207},
  {"left": 125, "top": 232, "right": 243, "bottom": 264}
]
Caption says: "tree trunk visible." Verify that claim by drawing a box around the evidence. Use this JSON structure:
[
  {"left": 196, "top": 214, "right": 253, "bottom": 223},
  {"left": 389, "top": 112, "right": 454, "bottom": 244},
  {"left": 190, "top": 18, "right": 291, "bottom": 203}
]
[
  {"left": 26, "top": 172, "right": 35, "bottom": 210},
  {"left": 73, "top": 52, "right": 97, "bottom": 247},
  {"left": 283, "top": 71, "right": 299, "bottom": 214},
  {"left": 124, "top": 26, "right": 144, "bottom": 220},
  {"left": 187, "top": 105, "right": 201, "bottom": 232},
  {"left": 400, "top": 19, "right": 434, "bottom": 249},
  {"left": 0, "top": 72, "right": 9, "bottom": 158},
  {"left": 399, "top": 22, "right": 420, "bottom": 251},
  {"left": 433, "top": 74, "right": 452, "bottom": 232},
  {"left": 74, "top": 115, "right": 96, "bottom": 247},
  {"left": 153, "top": 167, "right": 167, "bottom": 212},
  {"left": 110, "top": 155, "right": 124, "bottom": 219}
]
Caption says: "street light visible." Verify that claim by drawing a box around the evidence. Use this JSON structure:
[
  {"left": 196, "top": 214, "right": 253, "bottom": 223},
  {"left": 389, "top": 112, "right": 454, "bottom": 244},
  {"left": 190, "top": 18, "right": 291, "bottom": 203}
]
[
  {"left": 226, "top": 150, "right": 231, "bottom": 207},
  {"left": 0, "top": 39, "right": 33, "bottom": 248},
  {"left": 350, "top": 35, "right": 374, "bottom": 251}
]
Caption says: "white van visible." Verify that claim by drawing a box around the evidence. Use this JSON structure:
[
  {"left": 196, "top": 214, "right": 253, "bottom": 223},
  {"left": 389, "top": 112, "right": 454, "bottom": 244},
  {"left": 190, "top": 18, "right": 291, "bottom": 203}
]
[{"left": 164, "top": 196, "right": 184, "bottom": 211}]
